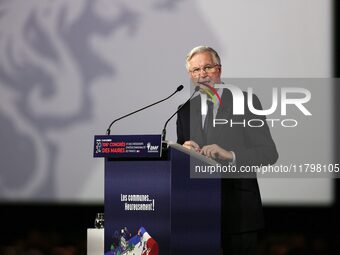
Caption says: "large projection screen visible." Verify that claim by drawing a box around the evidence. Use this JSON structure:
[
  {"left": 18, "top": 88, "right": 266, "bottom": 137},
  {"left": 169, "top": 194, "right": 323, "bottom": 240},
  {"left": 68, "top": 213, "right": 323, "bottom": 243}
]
[{"left": 0, "top": 0, "right": 333, "bottom": 205}]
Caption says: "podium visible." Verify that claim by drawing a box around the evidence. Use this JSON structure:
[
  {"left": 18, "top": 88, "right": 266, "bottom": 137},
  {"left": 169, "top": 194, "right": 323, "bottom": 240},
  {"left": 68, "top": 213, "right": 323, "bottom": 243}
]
[{"left": 94, "top": 135, "right": 221, "bottom": 255}]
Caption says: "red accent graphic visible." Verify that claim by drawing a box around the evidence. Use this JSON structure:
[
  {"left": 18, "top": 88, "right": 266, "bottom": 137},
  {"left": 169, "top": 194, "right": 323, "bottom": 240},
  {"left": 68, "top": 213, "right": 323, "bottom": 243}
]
[{"left": 198, "top": 82, "right": 223, "bottom": 106}]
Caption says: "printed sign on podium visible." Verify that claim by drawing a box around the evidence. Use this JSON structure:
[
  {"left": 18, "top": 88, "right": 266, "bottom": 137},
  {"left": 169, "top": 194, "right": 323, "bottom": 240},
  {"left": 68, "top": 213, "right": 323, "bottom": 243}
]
[{"left": 94, "top": 135, "right": 162, "bottom": 158}]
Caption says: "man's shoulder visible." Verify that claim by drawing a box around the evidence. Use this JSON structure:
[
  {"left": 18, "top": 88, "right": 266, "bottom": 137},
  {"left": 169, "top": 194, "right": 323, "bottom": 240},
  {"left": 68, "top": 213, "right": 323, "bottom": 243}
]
[{"left": 178, "top": 94, "right": 200, "bottom": 110}]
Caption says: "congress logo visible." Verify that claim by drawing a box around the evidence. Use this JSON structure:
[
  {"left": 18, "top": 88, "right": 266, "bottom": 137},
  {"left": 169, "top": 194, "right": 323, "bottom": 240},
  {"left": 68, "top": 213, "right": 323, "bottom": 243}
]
[{"left": 147, "top": 142, "right": 159, "bottom": 153}]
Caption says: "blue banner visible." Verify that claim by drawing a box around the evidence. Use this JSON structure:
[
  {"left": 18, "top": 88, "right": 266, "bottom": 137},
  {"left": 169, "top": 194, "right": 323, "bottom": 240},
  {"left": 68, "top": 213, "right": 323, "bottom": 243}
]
[{"left": 94, "top": 135, "right": 162, "bottom": 158}]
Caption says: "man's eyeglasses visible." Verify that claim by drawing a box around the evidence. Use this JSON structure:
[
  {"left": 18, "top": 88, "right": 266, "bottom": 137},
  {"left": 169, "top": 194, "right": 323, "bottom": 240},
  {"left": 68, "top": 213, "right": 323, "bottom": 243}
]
[{"left": 190, "top": 64, "right": 220, "bottom": 76}]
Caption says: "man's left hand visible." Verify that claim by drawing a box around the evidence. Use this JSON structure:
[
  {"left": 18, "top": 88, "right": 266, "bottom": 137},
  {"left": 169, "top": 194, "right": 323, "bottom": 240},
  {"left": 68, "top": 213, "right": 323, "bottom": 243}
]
[{"left": 200, "top": 144, "right": 233, "bottom": 161}]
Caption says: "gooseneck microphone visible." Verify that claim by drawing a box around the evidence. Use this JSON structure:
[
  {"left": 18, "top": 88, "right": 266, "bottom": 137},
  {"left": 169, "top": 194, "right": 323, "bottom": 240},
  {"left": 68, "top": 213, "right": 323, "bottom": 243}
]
[
  {"left": 106, "top": 85, "right": 184, "bottom": 135},
  {"left": 161, "top": 86, "right": 200, "bottom": 142}
]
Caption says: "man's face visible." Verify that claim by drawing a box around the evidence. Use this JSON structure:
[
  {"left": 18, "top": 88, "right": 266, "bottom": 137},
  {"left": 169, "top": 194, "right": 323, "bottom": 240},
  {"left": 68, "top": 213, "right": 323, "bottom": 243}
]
[{"left": 187, "top": 51, "right": 221, "bottom": 86}]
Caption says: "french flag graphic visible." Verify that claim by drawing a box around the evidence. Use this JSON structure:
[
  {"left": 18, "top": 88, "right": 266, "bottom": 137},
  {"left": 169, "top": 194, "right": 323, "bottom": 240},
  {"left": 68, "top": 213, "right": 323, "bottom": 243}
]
[{"left": 139, "top": 227, "right": 159, "bottom": 255}]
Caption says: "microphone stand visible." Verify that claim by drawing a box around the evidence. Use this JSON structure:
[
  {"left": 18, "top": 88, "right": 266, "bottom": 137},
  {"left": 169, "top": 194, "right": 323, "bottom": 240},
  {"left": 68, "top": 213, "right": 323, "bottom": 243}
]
[
  {"left": 106, "top": 85, "right": 183, "bottom": 135},
  {"left": 161, "top": 86, "right": 200, "bottom": 151}
]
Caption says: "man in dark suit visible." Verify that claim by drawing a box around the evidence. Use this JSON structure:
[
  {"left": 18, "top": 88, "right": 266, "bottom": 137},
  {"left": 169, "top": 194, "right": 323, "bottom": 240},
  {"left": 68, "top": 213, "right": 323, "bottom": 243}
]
[{"left": 176, "top": 46, "right": 278, "bottom": 255}]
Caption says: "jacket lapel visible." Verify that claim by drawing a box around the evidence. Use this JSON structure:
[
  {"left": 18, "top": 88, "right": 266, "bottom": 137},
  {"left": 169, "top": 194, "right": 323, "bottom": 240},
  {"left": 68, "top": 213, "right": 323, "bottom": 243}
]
[{"left": 189, "top": 96, "right": 206, "bottom": 147}]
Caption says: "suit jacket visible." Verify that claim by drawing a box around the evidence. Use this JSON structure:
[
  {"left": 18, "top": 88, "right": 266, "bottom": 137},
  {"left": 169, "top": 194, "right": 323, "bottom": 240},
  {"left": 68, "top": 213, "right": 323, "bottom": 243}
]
[{"left": 176, "top": 88, "right": 278, "bottom": 234}]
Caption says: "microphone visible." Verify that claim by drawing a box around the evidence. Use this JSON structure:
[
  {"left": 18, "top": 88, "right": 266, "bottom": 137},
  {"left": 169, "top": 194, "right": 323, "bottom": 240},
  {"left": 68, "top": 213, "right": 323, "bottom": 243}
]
[
  {"left": 161, "top": 86, "right": 200, "bottom": 142},
  {"left": 106, "top": 85, "right": 184, "bottom": 135}
]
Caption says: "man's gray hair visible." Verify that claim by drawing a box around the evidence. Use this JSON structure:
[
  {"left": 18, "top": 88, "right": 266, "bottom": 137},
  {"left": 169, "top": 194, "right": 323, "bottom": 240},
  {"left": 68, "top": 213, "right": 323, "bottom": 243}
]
[{"left": 185, "top": 46, "right": 221, "bottom": 71}]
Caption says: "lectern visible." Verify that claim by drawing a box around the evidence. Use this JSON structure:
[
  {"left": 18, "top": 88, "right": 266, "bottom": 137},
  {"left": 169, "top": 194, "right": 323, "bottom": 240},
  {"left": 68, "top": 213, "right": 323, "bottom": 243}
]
[{"left": 94, "top": 135, "right": 220, "bottom": 255}]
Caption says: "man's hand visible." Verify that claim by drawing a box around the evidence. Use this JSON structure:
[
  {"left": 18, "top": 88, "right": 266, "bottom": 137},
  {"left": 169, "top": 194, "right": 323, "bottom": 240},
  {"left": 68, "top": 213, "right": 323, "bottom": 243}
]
[
  {"left": 183, "top": 140, "right": 201, "bottom": 153},
  {"left": 200, "top": 144, "right": 233, "bottom": 161}
]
